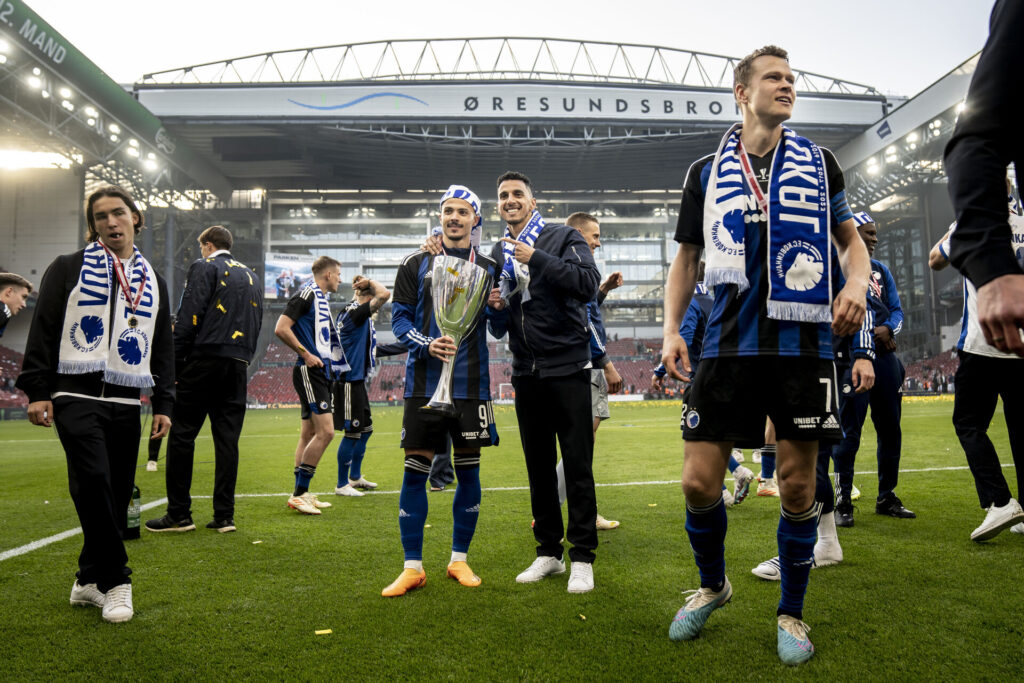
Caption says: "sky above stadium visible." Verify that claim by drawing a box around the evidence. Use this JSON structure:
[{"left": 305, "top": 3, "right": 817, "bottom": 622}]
[{"left": 28, "top": 0, "right": 991, "bottom": 96}]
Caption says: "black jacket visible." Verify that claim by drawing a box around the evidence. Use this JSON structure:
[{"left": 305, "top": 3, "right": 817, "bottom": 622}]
[
  {"left": 174, "top": 251, "right": 263, "bottom": 370},
  {"left": 489, "top": 224, "right": 600, "bottom": 376},
  {"left": 945, "top": 0, "right": 1024, "bottom": 287},
  {"left": 16, "top": 248, "right": 175, "bottom": 415}
]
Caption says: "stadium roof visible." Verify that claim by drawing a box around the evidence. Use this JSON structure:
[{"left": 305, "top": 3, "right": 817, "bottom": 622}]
[{"left": 134, "top": 38, "right": 893, "bottom": 193}]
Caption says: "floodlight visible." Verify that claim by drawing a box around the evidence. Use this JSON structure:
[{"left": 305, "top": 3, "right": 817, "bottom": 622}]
[
  {"left": 108, "top": 123, "right": 121, "bottom": 134},
  {"left": 59, "top": 87, "right": 72, "bottom": 99}
]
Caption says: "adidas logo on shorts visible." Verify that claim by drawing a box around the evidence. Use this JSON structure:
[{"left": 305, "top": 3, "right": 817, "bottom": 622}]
[{"left": 821, "top": 414, "right": 840, "bottom": 430}]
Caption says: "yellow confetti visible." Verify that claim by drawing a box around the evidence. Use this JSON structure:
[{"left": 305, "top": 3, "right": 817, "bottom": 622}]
[
  {"left": 424, "top": 524, "right": 432, "bottom": 529},
  {"left": 315, "top": 629, "right": 332, "bottom": 635},
  {"left": 252, "top": 540, "right": 262, "bottom": 544},
  {"left": 578, "top": 614, "right": 586, "bottom": 621},
  {"left": 648, "top": 503, "right": 657, "bottom": 507}
]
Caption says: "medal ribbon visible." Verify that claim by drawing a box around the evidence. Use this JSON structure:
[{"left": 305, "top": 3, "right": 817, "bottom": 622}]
[
  {"left": 98, "top": 240, "right": 146, "bottom": 315},
  {"left": 736, "top": 138, "right": 769, "bottom": 215}
]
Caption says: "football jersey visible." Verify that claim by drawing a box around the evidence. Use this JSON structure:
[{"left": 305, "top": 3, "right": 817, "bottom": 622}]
[
  {"left": 391, "top": 246, "right": 497, "bottom": 400},
  {"left": 676, "top": 143, "right": 853, "bottom": 359},
  {"left": 337, "top": 300, "right": 374, "bottom": 382}
]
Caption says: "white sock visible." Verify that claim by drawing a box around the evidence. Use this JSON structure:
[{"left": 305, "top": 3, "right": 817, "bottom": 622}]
[
  {"left": 404, "top": 560, "right": 423, "bottom": 571},
  {"left": 817, "top": 511, "right": 838, "bottom": 543},
  {"left": 450, "top": 551, "right": 467, "bottom": 564}
]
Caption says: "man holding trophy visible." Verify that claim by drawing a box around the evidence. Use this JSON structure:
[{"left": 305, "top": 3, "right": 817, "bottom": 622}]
[{"left": 384, "top": 185, "right": 503, "bottom": 597}]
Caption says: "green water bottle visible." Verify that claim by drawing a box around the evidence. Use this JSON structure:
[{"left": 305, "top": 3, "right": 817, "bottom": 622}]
[{"left": 125, "top": 485, "right": 141, "bottom": 540}]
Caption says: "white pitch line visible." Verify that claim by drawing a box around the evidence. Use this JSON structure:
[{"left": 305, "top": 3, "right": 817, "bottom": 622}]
[
  {"left": 0, "top": 498, "right": 167, "bottom": 562},
  {"left": 1, "top": 463, "right": 1015, "bottom": 562}
]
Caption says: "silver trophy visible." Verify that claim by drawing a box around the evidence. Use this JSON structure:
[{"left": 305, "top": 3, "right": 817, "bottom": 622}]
[{"left": 421, "top": 254, "right": 492, "bottom": 418}]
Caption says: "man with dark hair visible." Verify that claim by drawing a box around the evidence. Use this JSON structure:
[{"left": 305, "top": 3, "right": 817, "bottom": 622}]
[
  {"left": 17, "top": 185, "right": 174, "bottom": 623},
  {"left": 660, "top": 46, "right": 869, "bottom": 663},
  {"left": 831, "top": 212, "right": 913, "bottom": 526},
  {"left": 146, "top": 226, "right": 263, "bottom": 534},
  {"left": 383, "top": 184, "right": 502, "bottom": 597},
  {"left": 488, "top": 171, "right": 602, "bottom": 594},
  {"left": 332, "top": 274, "right": 391, "bottom": 497},
  {"left": 274, "top": 255, "right": 349, "bottom": 515},
  {"left": 0, "top": 272, "right": 33, "bottom": 337},
  {"left": 563, "top": 211, "right": 622, "bottom": 529}
]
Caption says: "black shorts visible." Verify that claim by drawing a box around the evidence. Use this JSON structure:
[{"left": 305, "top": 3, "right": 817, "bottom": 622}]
[
  {"left": 333, "top": 380, "right": 373, "bottom": 434},
  {"left": 293, "top": 365, "right": 334, "bottom": 419},
  {"left": 400, "top": 397, "right": 499, "bottom": 452},
  {"left": 681, "top": 356, "right": 840, "bottom": 448}
]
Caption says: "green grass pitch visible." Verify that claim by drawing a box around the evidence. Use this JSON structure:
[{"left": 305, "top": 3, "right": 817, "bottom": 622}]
[{"left": 0, "top": 398, "right": 1020, "bottom": 681}]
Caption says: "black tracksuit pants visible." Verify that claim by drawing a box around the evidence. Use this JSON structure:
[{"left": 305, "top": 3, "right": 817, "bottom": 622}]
[
  {"left": 953, "top": 350, "right": 1024, "bottom": 509},
  {"left": 512, "top": 370, "right": 597, "bottom": 564},
  {"left": 165, "top": 356, "right": 248, "bottom": 520},
  {"left": 53, "top": 397, "right": 140, "bottom": 592}
]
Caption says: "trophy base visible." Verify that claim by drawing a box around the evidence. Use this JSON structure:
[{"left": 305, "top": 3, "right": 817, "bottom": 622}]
[{"left": 419, "top": 401, "right": 461, "bottom": 419}]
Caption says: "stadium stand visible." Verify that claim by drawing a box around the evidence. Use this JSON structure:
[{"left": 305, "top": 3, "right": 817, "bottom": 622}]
[
  {"left": 905, "top": 349, "right": 959, "bottom": 393},
  {"left": 0, "top": 346, "right": 27, "bottom": 408}
]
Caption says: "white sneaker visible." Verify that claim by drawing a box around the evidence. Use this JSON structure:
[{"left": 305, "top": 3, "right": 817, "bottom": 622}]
[
  {"left": 334, "top": 484, "right": 365, "bottom": 497},
  {"left": 812, "top": 539, "right": 843, "bottom": 567},
  {"left": 515, "top": 556, "right": 566, "bottom": 583},
  {"left": 567, "top": 562, "right": 594, "bottom": 593},
  {"left": 146, "top": 460, "right": 158, "bottom": 472},
  {"left": 751, "top": 546, "right": 842, "bottom": 581},
  {"left": 101, "top": 584, "right": 133, "bottom": 623},
  {"left": 70, "top": 581, "right": 105, "bottom": 608},
  {"left": 287, "top": 494, "right": 321, "bottom": 515},
  {"left": 752, "top": 449, "right": 762, "bottom": 464},
  {"left": 349, "top": 477, "right": 378, "bottom": 490},
  {"left": 730, "top": 448, "right": 745, "bottom": 463},
  {"left": 752, "top": 557, "right": 782, "bottom": 581},
  {"left": 1012, "top": 522, "right": 1024, "bottom": 534},
  {"left": 971, "top": 498, "right": 1024, "bottom": 541},
  {"left": 722, "top": 489, "right": 735, "bottom": 508},
  {"left": 307, "top": 492, "right": 331, "bottom": 508}
]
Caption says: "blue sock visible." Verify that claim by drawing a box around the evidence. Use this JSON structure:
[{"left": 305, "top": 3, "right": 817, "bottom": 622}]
[
  {"left": 350, "top": 431, "right": 371, "bottom": 481},
  {"left": 336, "top": 437, "right": 356, "bottom": 487},
  {"left": 761, "top": 444, "right": 777, "bottom": 479},
  {"left": 684, "top": 495, "right": 728, "bottom": 590},
  {"left": 293, "top": 464, "right": 315, "bottom": 496},
  {"left": 451, "top": 458, "right": 481, "bottom": 554},
  {"left": 778, "top": 502, "right": 822, "bottom": 620},
  {"left": 399, "top": 457, "right": 430, "bottom": 561},
  {"left": 728, "top": 454, "right": 739, "bottom": 473}
]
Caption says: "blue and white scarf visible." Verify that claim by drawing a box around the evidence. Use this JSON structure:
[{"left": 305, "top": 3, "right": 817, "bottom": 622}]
[
  {"left": 500, "top": 209, "right": 546, "bottom": 303},
  {"left": 304, "top": 280, "right": 349, "bottom": 379},
  {"left": 58, "top": 240, "right": 160, "bottom": 388},
  {"left": 704, "top": 123, "right": 832, "bottom": 323}
]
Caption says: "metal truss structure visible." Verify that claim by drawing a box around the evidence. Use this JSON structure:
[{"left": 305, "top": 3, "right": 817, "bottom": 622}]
[
  {"left": 0, "top": 49, "right": 219, "bottom": 211},
  {"left": 139, "top": 37, "right": 878, "bottom": 95}
]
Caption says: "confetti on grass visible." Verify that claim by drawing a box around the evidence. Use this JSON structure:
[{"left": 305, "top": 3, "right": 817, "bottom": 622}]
[
  {"left": 252, "top": 540, "right": 262, "bottom": 544},
  {"left": 315, "top": 629, "right": 332, "bottom": 636},
  {"left": 648, "top": 504, "right": 657, "bottom": 507}
]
